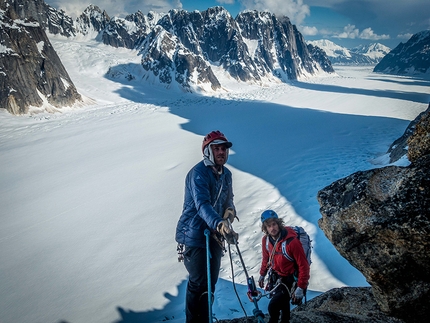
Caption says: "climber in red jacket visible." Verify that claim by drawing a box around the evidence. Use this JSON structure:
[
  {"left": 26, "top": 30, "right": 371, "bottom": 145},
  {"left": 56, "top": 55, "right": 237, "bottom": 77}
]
[{"left": 258, "top": 210, "right": 310, "bottom": 323}]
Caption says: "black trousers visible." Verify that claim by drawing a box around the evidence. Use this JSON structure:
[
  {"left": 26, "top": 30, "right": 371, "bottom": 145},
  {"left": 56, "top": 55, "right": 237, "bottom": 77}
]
[
  {"left": 268, "top": 275, "right": 295, "bottom": 323},
  {"left": 183, "top": 239, "right": 223, "bottom": 323}
]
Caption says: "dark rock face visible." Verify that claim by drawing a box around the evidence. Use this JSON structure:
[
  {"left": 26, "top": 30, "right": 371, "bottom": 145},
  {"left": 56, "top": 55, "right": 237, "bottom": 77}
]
[
  {"left": 374, "top": 30, "right": 430, "bottom": 76},
  {"left": 4, "top": 0, "right": 75, "bottom": 36},
  {"left": 0, "top": 0, "right": 82, "bottom": 114},
  {"left": 317, "top": 109, "right": 430, "bottom": 322},
  {"left": 102, "top": 11, "right": 154, "bottom": 49},
  {"left": 307, "top": 44, "right": 335, "bottom": 73},
  {"left": 387, "top": 104, "right": 430, "bottom": 163},
  {"left": 408, "top": 106, "right": 430, "bottom": 163}
]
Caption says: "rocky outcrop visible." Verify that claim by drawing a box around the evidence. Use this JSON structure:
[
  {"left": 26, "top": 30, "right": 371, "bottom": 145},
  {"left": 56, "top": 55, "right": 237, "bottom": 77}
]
[
  {"left": 408, "top": 106, "right": 430, "bottom": 163},
  {"left": 387, "top": 103, "right": 430, "bottom": 163},
  {"left": 374, "top": 30, "right": 430, "bottom": 76},
  {"left": 0, "top": 0, "right": 82, "bottom": 114},
  {"left": 317, "top": 108, "right": 430, "bottom": 323}
]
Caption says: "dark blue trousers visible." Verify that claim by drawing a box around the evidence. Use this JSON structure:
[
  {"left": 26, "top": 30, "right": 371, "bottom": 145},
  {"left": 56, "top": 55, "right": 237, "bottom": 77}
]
[{"left": 183, "top": 239, "right": 223, "bottom": 323}]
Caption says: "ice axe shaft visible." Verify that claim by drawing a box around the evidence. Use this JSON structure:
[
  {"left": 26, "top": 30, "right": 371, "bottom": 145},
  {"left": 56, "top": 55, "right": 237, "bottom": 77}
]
[{"left": 227, "top": 219, "right": 259, "bottom": 299}]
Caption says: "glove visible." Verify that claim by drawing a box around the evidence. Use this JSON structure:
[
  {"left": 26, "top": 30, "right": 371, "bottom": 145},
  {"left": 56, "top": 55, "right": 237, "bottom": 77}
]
[
  {"left": 217, "top": 220, "right": 239, "bottom": 244},
  {"left": 292, "top": 287, "right": 304, "bottom": 305},
  {"left": 223, "top": 207, "right": 236, "bottom": 223},
  {"left": 258, "top": 275, "right": 265, "bottom": 288}
]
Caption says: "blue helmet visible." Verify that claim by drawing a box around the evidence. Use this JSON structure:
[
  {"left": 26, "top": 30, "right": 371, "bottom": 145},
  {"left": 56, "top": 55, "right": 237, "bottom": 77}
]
[{"left": 261, "top": 210, "right": 278, "bottom": 223}]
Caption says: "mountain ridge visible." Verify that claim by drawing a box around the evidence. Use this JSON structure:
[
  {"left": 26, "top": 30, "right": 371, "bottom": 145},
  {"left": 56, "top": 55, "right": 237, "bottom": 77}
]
[
  {"left": 307, "top": 39, "right": 391, "bottom": 65},
  {"left": 373, "top": 30, "right": 430, "bottom": 76}
]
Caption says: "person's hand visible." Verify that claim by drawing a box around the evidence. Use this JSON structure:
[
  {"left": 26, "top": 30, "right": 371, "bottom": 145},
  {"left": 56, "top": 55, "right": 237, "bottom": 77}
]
[
  {"left": 258, "top": 275, "right": 265, "bottom": 288},
  {"left": 217, "top": 220, "right": 239, "bottom": 244},
  {"left": 223, "top": 207, "right": 236, "bottom": 223},
  {"left": 292, "top": 287, "right": 304, "bottom": 305}
]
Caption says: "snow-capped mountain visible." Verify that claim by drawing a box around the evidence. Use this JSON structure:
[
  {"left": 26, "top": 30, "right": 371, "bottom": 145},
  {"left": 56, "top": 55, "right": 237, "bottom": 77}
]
[
  {"left": 307, "top": 39, "right": 390, "bottom": 65},
  {"left": 75, "top": 6, "right": 335, "bottom": 90},
  {"left": 373, "top": 30, "right": 430, "bottom": 76},
  {"left": 352, "top": 43, "right": 391, "bottom": 60},
  {"left": 0, "top": 0, "right": 337, "bottom": 114}
]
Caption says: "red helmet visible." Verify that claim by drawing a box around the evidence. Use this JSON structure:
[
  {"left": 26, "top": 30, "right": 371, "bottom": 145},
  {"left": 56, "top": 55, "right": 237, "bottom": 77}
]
[{"left": 202, "top": 130, "right": 233, "bottom": 153}]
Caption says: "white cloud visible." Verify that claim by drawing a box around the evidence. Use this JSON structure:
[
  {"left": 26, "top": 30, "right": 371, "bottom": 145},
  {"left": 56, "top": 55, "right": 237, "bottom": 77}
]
[
  {"left": 359, "top": 27, "right": 390, "bottom": 40},
  {"left": 335, "top": 24, "right": 389, "bottom": 40},
  {"left": 240, "top": 0, "right": 310, "bottom": 24},
  {"left": 217, "top": 0, "right": 236, "bottom": 4},
  {"left": 300, "top": 25, "right": 318, "bottom": 36},
  {"left": 337, "top": 24, "right": 359, "bottom": 39}
]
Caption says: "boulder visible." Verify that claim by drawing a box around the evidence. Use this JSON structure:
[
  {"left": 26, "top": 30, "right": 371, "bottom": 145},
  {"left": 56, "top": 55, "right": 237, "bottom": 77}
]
[{"left": 317, "top": 109, "right": 430, "bottom": 322}]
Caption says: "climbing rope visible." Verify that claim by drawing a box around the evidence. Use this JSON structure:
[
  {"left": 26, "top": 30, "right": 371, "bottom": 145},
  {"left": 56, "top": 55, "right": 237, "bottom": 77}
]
[{"left": 226, "top": 219, "right": 266, "bottom": 323}]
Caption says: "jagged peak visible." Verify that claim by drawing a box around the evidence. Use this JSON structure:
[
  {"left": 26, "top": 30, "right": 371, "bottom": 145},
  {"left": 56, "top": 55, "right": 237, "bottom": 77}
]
[
  {"left": 203, "top": 6, "right": 233, "bottom": 20},
  {"left": 79, "top": 4, "right": 110, "bottom": 22}
]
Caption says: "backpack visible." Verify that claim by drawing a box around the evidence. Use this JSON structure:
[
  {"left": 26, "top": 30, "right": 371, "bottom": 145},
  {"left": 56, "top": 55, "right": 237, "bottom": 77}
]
[{"left": 265, "top": 226, "right": 312, "bottom": 266}]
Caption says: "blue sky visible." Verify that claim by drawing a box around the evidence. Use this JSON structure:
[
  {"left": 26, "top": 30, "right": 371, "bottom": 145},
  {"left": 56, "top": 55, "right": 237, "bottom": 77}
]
[{"left": 45, "top": 0, "right": 430, "bottom": 49}]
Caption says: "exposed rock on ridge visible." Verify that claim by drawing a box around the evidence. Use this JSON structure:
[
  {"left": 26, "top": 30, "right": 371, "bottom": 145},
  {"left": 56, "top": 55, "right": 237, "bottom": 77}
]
[
  {"left": 317, "top": 108, "right": 430, "bottom": 323},
  {"left": 0, "top": 0, "right": 82, "bottom": 114},
  {"left": 387, "top": 104, "right": 430, "bottom": 163}
]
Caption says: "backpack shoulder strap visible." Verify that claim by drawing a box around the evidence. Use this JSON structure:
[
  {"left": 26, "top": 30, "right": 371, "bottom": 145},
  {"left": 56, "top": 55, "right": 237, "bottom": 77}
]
[{"left": 281, "top": 239, "right": 295, "bottom": 262}]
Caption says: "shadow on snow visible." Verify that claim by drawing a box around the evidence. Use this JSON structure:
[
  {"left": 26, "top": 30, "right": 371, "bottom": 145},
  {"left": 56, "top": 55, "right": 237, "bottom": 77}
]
[{"left": 106, "top": 67, "right": 426, "bottom": 321}]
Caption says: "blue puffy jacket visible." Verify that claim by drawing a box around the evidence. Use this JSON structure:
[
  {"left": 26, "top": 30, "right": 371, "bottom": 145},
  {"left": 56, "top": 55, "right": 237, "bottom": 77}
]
[{"left": 175, "top": 160, "right": 235, "bottom": 248}]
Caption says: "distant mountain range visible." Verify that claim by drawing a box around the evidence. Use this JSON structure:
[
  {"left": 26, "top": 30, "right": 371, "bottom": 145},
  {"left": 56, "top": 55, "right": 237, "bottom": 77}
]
[
  {"left": 1, "top": 0, "right": 429, "bottom": 115},
  {"left": 307, "top": 39, "right": 391, "bottom": 65}
]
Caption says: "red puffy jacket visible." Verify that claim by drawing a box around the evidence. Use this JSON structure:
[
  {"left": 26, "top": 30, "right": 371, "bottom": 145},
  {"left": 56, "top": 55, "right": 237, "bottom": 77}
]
[{"left": 259, "top": 226, "right": 310, "bottom": 289}]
